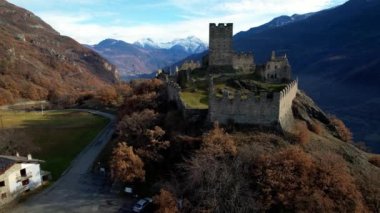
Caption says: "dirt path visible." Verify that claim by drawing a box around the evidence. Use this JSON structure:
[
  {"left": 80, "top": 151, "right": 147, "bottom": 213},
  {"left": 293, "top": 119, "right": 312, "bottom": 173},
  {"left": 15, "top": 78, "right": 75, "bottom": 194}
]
[{"left": 9, "top": 110, "right": 123, "bottom": 213}]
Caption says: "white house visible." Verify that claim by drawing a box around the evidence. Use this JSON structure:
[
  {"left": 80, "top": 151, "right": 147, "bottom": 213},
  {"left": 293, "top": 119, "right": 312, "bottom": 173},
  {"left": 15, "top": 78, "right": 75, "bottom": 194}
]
[{"left": 0, "top": 153, "right": 44, "bottom": 207}]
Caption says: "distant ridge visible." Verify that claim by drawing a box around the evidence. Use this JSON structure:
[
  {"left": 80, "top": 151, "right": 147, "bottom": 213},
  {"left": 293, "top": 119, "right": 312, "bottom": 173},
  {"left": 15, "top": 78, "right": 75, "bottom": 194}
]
[{"left": 89, "top": 37, "right": 207, "bottom": 79}]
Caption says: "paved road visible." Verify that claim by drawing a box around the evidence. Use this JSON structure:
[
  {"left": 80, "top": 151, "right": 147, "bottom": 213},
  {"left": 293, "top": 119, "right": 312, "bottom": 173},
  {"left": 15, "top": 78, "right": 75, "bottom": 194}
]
[{"left": 9, "top": 110, "right": 124, "bottom": 213}]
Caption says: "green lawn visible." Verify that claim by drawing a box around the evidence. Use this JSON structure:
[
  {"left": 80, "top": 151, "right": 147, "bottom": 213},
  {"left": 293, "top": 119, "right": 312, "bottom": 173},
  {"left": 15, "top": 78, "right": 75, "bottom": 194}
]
[
  {"left": 180, "top": 91, "right": 209, "bottom": 109},
  {"left": 0, "top": 110, "right": 109, "bottom": 180}
]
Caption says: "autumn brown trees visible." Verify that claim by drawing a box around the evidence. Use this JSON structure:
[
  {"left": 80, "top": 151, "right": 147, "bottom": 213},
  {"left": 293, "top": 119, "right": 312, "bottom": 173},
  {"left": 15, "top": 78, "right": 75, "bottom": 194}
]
[
  {"left": 110, "top": 142, "right": 145, "bottom": 183},
  {"left": 153, "top": 189, "right": 179, "bottom": 213},
  {"left": 252, "top": 148, "right": 367, "bottom": 212},
  {"left": 107, "top": 78, "right": 376, "bottom": 212}
]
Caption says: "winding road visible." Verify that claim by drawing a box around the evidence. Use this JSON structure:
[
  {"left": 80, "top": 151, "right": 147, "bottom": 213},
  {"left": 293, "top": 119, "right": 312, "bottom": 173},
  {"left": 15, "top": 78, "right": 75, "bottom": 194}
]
[{"left": 9, "top": 110, "right": 123, "bottom": 213}]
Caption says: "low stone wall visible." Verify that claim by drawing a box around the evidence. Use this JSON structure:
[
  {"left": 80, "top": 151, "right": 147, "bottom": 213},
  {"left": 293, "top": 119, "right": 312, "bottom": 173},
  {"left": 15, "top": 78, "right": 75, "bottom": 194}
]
[{"left": 166, "top": 81, "right": 207, "bottom": 123}]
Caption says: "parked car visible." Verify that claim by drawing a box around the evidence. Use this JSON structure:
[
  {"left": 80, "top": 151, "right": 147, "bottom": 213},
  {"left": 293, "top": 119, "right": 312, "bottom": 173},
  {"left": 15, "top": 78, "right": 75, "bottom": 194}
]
[{"left": 132, "top": 197, "right": 153, "bottom": 212}]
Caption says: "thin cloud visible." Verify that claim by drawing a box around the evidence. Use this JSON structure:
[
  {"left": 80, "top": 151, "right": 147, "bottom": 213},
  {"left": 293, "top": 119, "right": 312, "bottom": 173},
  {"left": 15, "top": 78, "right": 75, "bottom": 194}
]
[{"left": 9, "top": 0, "right": 349, "bottom": 44}]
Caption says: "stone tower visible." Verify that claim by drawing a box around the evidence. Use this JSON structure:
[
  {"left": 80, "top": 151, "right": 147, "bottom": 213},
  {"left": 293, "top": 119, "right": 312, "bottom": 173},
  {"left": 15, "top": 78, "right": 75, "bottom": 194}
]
[{"left": 209, "top": 23, "right": 233, "bottom": 67}]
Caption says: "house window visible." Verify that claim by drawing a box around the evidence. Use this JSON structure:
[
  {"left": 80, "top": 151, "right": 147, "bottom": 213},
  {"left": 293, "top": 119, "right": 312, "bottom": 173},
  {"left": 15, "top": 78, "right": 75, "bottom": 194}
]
[
  {"left": 20, "top": 169, "right": 26, "bottom": 177},
  {"left": 1, "top": 193, "right": 6, "bottom": 199},
  {"left": 0, "top": 181, "right": 5, "bottom": 187},
  {"left": 22, "top": 179, "right": 29, "bottom": 186}
]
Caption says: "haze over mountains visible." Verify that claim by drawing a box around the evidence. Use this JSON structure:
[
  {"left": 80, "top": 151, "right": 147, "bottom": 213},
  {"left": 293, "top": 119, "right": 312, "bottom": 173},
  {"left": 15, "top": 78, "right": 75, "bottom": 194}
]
[
  {"left": 88, "top": 36, "right": 207, "bottom": 80},
  {"left": 0, "top": 0, "right": 118, "bottom": 105}
]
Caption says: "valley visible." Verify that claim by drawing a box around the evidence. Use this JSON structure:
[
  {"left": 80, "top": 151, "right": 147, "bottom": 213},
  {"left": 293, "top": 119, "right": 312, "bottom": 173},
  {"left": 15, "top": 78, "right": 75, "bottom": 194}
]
[{"left": 0, "top": 0, "right": 379, "bottom": 212}]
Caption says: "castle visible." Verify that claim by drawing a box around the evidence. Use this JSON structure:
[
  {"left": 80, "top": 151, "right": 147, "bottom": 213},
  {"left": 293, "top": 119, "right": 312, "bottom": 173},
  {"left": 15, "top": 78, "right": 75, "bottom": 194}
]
[{"left": 165, "top": 23, "right": 298, "bottom": 130}]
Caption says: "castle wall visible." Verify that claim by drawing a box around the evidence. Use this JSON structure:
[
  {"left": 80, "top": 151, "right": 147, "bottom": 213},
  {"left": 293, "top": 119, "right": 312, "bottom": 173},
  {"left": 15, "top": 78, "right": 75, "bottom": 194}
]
[
  {"left": 166, "top": 81, "right": 208, "bottom": 123},
  {"left": 179, "top": 60, "right": 201, "bottom": 71},
  {"left": 279, "top": 80, "right": 298, "bottom": 130},
  {"left": 167, "top": 81, "right": 184, "bottom": 110},
  {"left": 209, "top": 92, "right": 280, "bottom": 125},
  {"left": 232, "top": 53, "right": 255, "bottom": 73},
  {"left": 209, "top": 80, "right": 298, "bottom": 129},
  {"left": 209, "top": 23, "right": 233, "bottom": 67}
]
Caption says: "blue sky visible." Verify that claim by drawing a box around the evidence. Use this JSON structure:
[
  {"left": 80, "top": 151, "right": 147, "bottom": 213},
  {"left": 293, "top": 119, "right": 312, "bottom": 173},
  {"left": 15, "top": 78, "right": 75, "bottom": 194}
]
[{"left": 8, "top": 0, "right": 348, "bottom": 44}]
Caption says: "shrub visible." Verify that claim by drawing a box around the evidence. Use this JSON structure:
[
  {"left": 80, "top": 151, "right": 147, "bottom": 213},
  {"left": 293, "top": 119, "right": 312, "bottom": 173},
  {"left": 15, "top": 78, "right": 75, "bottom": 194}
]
[
  {"left": 369, "top": 156, "right": 380, "bottom": 168},
  {"left": 309, "top": 121, "right": 323, "bottom": 135},
  {"left": 295, "top": 122, "right": 310, "bottom": 145},
  {"left": 329, "top": 116, "right": 353, "bottom": 142},
  {"left": 153, "top": 189, "right": 179, "bottom": 213},
  {"left": 202, "top": 122, "right": 237, "bottom": 157}
]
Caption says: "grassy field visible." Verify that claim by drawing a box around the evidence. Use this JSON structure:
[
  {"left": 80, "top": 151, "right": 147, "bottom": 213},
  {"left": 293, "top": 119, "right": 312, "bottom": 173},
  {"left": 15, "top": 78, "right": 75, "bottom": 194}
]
[
  {"left": 0, "top": 110, "right": 109, "bottom": 180},
  {"left": 180, "top": 91, "right": 209, "bottom": 109}
]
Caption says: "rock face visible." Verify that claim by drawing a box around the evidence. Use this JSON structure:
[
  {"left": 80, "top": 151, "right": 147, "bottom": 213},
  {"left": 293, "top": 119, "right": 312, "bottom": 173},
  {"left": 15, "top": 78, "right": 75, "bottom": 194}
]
[{"left": 0, "top": 1, "right": 119, "bottom": 105}]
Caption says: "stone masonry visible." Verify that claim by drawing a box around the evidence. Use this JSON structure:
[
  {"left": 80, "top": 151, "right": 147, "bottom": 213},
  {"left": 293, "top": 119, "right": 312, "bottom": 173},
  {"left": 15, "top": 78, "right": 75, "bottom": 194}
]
[
  {"left": 209, "top": 23, "right": 234, "bottom": 67},
  {"left": 208, "top": 79, "right": 298, "bottom": 129}
]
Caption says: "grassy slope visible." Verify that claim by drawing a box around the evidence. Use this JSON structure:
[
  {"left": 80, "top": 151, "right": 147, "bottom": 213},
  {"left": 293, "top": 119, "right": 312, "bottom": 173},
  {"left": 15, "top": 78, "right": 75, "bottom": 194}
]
[
  {"left": 180, "top": 91, "right": 208, "bottom": 109},
  {"left": 0, "top": 110, "right": 109, "bottom": 180}
]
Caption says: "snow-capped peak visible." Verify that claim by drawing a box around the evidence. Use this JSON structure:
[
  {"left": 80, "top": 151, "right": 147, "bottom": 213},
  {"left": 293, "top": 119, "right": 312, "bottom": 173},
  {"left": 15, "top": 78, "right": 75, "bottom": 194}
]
[
  {"left": 133, "top": 38, "right": 160, "bottom": 49},
  {"left": 133, "top": 36, "right": 208, "bottom": 54}
]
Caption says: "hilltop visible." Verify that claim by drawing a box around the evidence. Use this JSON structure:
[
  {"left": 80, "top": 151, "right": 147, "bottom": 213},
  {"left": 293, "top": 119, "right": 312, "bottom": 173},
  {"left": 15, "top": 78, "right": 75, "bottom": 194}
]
[
  {"left": 0, "top": 0, "right": 119, "bottom": 105},
  {"left": 101, "top": 22, "right": 380, "bottom": 212},
  {"left": 172, "top": 0, "right": 380, "bottom": 152},
  {"left": 103, "top": 77, "right": 380, "bottom": 212}
]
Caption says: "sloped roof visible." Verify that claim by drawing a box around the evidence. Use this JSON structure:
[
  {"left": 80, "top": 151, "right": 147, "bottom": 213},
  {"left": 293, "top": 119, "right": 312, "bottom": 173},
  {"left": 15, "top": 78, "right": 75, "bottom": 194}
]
[{"left": 0, "top": 155, "right": 44, "bottom": 175}]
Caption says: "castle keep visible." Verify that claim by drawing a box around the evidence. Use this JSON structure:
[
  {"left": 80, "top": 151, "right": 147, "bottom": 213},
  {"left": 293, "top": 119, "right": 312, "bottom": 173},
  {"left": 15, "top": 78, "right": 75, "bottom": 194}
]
[
  {"left": 209, "top": 23, "right": 233, "bottom": 67},
  {"left": 165, "top": 23, "right": 297, "bottom": 130},
  {"left": 209, "top": 23, "right": 255, "bottom": 73}
]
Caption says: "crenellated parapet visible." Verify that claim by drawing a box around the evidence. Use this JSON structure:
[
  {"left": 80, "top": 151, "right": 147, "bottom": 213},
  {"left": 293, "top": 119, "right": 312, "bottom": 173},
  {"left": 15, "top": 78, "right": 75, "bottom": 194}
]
[
  {"left": 279, "top": 79, "right": 298, "bottom": 100},
  {"left": 209, "top": 80, "right": 297, "bottom": 129},
  {"left": 209, "top": 23, "right": 233, "bottom": 67}
]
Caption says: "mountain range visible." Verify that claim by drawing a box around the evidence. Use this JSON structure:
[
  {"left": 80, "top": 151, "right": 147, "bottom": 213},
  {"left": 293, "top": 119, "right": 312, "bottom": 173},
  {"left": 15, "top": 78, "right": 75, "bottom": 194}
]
[
  {"left": 134, "top": 36, "right": 207, "bottom": 54},
  {"left": 0, "top": 0, "right": 118, "bottom": 105},
  {"left": 88, "top": 36, "right": 207, "bottom": 80}
]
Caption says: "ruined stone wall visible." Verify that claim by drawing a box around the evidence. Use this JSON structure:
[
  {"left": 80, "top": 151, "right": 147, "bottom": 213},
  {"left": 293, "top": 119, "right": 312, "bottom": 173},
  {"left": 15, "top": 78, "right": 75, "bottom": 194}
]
[
  {"left": 264, "top": 60, "right": 291, "bottom": 82},
  {"left": 279, "top": 80, "right": 298, "bottom": 130},
  {"left": 232, "top": 53, "right": 255, "bottom": 73},
  {"left": 209, "top": 23, "right": 233, "bottom": 67},
  {"left": 166, "top": 81, "right": 208, "bottom": 123},
  {"left": 179, "top": 60, "right": 201, "bottom": 71},
  {"left": 167, "top": 81, "right": 184, "bottom": 110},
  {"left": 209, "top": 80, "right": 298, "bottom": 129},
  {"left": 209, "top": 91, "right": 280, "bottom": 125}
]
